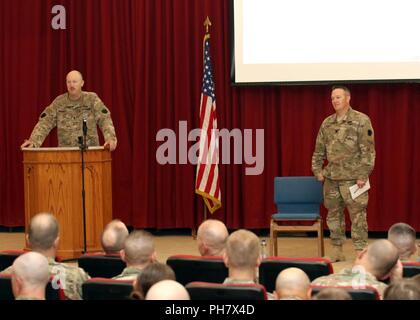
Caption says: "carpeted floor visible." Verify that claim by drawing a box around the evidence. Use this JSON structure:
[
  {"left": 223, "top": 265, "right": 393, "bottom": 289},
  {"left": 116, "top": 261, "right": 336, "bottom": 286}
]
[{"left": 2, "top": 231, "right": 411, "bottom": 272}]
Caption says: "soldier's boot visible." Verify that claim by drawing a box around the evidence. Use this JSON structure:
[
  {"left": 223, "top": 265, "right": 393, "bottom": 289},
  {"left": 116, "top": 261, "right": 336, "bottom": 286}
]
[{"left": 325, "top": 245, "right": 346, "bottom": 262}]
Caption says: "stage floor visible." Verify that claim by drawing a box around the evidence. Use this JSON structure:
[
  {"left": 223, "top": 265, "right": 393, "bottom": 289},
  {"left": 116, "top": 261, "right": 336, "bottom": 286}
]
[{"left": 3, "top": 232, "right": 412, "bottom": 273}]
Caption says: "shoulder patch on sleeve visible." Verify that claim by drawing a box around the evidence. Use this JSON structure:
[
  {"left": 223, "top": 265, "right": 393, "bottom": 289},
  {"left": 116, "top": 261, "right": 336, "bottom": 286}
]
[{"left": 101, "top": 108, "right": 108, "bottom": 114}]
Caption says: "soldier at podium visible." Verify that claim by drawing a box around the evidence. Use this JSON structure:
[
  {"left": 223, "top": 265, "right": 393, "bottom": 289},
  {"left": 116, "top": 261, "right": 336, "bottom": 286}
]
[{"left": 21, "top": 70, "right": 117, "bottom": 151}]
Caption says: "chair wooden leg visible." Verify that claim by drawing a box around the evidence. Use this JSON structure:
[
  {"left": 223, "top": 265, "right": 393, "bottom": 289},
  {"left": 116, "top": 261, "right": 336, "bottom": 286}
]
[
  {"left": 269, "top": 222, "right": 277, "bottom": 256},
  {"left": 269, "top": 224, "right": 274, "bottom": 256},
  {"left": 317, "top": 219, "right": 325, "bottom": 257},
  {"left": 273, "top": 231, "right": 278, "bottom": 256}
]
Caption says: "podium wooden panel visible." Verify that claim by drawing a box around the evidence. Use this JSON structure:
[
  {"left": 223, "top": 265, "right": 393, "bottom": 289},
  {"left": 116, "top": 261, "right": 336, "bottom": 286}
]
[{"left": 22, "top": 147, "right": 112, "bottom": 260}]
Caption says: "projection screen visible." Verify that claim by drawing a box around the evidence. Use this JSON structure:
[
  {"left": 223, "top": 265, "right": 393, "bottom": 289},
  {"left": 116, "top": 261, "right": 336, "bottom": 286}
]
[{"left": 232, "top": 0, "right": 420, "bottom": 84}]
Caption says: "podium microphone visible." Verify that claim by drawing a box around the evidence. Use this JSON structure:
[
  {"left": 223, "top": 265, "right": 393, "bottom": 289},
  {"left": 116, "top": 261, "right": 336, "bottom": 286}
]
[
  {"left": 80, "top": 118, "right": 88, "bottom": 253},
  {"left": 83, "top": 118, "right": 88, "bottom": 136}
]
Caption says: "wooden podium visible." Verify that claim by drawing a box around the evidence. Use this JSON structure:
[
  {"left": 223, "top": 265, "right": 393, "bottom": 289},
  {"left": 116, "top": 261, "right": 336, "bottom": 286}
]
[{"left": 22, "top": 147, "right": 113, "bottom": 260}]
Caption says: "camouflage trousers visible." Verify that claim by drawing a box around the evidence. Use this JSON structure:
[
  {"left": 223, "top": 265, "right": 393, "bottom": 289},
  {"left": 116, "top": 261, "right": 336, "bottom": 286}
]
[{"left": 323, "top": 178, "right": 368, "bottom": 250}]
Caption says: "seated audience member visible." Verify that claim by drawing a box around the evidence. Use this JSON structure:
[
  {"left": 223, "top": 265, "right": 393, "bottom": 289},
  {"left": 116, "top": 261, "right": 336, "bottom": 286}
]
[
  {"left": 274, "top": 267, "right": 311, "bottom": 300},
  {"left": 223, "top": 229, "right": 260, "bottom": 285},
  {"left": 312, "top": 239, "right": 402, "bottom": 299},
  {"left": 130, "top": 262, "right": 175, "bottom": 300},
  {"left": 387, "top": 222, "right": 417, "bottom": 261},
  {"left": 113, "top": 230, "right": 157, "bottom": 280},
  {"left": 312, "top": 288, "right": 352, "bottom": 300},
  {"left": 222, "top": 229, "right": 274, "bottom": 299},
  {"left": 197, "top": 219, "right": 229, "bottom": 256},
  {"left": 1, "top": 213, "right": 90, "bottom": 300},
  {"left": 145, "top": 280, "right": 190, "bottom": 300},
  {"left": 11, "top": 252, "right": 50, "bottom": 300},
  {"left": 383, "top": 279, "right": 420, "bottom": 300},
  {"left": 101, "top": 219, "right": 129, "bottom": 255}
]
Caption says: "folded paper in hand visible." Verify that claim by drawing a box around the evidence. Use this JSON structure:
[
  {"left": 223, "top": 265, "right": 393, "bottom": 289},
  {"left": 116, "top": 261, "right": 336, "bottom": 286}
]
[{"left": 349, "top": 179, "right": 370, "bottom": 200}]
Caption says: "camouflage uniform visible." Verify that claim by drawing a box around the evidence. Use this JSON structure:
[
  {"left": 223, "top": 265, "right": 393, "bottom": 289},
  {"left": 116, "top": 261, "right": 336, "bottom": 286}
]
[
  {"left": 15, "top": 296, "right": 45, "bottom": 300},
  {"left": 223, "top": 278, "right": 256, "bottom": 285},
  {"left": 312, "top": 107, "right": 375, "bottom": 250},
  {"left": 112, "top": 266, "right": 143, "bottom": 281},
  {"left": 28, "top": 91, "right": 117, "bottom": 147},
  {"left": 223, "top": 278, "right": 275, "bottom": 300},
  {"left": 311, "top": 267, "right": 387, "bottom": 299},
  {"left": 2, "top": 257, "right": 90, "bottom": 300}
]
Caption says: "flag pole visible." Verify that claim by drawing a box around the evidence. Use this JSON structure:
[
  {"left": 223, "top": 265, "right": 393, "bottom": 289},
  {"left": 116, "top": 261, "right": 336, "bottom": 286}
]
[
  {"left": 202, "top": 15, "right": 211, "bottom": 226},
  {"left": 193, "top": 16, "right": 217, "bottom": 238}
]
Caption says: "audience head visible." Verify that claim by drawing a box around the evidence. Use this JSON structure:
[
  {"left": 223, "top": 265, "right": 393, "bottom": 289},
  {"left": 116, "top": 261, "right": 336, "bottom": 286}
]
[
  {"left": 145, "top": 280, "right": 190, "bottom": 300},
  {"left": 11, "top": 252, "right": 50, "bottom": 299},
  {"left": 274, "top": 267, "right": 311, "bottom": 300},
  {"left": 383, "top": 279, "right": 420, "bottom": 300},
  {"left": 131, "top": 262, "right": 176, "bottom": 300},
  {"left": 387, "top": 222, "right": 417, "bottom": 260},
  {"left": 122, "top": 230, "right": 156, "bottom": 267},
  {"left": 101, "top": 219, "right": 129, "bottom": 254},
  {"left": 312, "top": 288, "right": 352, "bottom": 300},
  {"left": 197, "top": 219, "right": 229, "bottom": 256},
  {"left": 27, "top": 212, "right": 59, "bottom": 252},
  {"left": 355, "top": 239, "right": 400, "bottom": 280},
  {"left": 224, "top": 229, "right": 260, "bottom": 270}
]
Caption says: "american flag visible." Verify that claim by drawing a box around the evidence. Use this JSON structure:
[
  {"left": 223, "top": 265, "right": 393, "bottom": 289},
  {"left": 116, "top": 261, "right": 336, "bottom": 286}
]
[{"left": 195, "top": 33, "right": 221, "bottom": 214}]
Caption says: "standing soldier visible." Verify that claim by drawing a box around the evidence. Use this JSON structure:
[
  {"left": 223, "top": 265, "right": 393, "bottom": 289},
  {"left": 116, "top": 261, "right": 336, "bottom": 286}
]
[
  {"left": 21, "top": 70, "right": 117, "bottom": 151},
  {"left": 312, "top": 86, "right": 375, "bottom": 262}
]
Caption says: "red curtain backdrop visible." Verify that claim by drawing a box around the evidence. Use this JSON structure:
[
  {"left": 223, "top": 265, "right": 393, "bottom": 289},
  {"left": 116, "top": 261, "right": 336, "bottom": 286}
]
[{"left": 1, "top": 0, "right": 419, "bottom": 231}]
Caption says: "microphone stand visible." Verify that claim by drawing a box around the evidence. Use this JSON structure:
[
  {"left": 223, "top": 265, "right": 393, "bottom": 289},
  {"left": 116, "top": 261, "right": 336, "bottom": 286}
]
[{"left": 78, "top": 119, "right": 88, "bottom": 254}]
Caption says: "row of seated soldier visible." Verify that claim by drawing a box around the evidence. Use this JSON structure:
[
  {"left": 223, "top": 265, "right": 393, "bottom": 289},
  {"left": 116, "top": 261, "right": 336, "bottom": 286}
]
[{"left": 0, "top": 213, "right": 419, "bottom": 300}]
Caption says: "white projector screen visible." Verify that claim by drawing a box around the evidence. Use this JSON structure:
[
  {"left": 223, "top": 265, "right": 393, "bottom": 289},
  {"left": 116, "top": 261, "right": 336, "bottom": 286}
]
[{"left": 232, "top": 0, "right": 420, "bottom": 84}]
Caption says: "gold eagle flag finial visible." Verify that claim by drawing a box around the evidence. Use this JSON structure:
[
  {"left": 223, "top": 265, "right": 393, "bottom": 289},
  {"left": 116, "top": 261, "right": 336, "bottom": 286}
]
[{"left": 204, "top": 16, "right": 212, "bottom": 34}]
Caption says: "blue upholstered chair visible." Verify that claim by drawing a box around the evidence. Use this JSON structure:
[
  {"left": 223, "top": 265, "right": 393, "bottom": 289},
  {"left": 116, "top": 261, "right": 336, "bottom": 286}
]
[{"left": 269, "top": 176, "right": 324, "bottom": 257}]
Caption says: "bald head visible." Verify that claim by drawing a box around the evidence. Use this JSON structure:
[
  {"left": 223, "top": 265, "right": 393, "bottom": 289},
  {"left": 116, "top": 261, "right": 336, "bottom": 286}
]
[
  {"left": 66, "top": 70, "right": 83, "bottom": 81},
  {"left": 146, "top": 280, "right": 190, "bottom": 300},
  {"left": 197, "top": 219, "right": 228, "bottom": 256},
  {"left": 28, "top": 213, "right": 59, "bottom": 251},
  {"left": 360, "top": 239, "right": 400, "bottom": 279},
  {"left": 275, "top": 267, "right": 311, "bottom": 300},
  {"left": 388, "top": 223, "right": 417, "bottom": 260},
  {"left": 123, "top": 230, "right": 155, "bottom": 266},
  {"left": 101, "top": 219, "right": 129, "bottom": 254},
  {"left": 66, "top": 70, "right": 84, "bottom": 99},
  {"left": 12, "top": 252, "right": 50, "bottom": 298}
]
